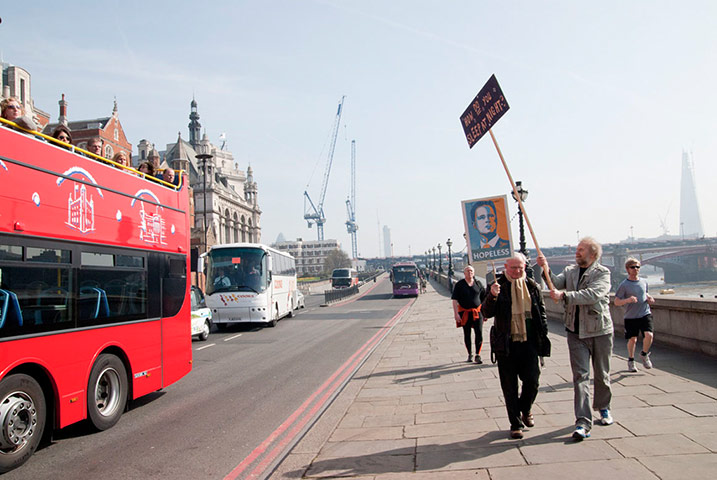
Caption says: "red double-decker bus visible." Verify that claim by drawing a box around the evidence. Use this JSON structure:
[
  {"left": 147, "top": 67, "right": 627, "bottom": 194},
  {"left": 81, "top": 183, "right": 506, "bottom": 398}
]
[{"left": 0, "top": 121, "right": 192, "bottom": 472}]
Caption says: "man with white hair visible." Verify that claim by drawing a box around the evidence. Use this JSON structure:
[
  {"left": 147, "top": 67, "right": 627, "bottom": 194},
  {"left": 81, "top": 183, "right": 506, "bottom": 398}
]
[
  {"left": 537, "top": 237, "right": 614, "bottom": 441},
  {"left": 482, "top": 252, "right": 550, "bottom": 439}
]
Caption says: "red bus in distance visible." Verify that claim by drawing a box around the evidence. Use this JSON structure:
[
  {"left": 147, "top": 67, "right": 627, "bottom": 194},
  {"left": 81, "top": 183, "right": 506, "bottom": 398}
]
[{"left": 0, "top": 122, "right": 192, "bottom": 473}]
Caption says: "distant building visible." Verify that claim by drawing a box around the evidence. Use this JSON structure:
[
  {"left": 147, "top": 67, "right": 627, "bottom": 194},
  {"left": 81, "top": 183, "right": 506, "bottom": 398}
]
[
  {"left": 135, "top": 99, "right": 262, "bottom": 253},
  {"left": 273, "top": 238, "right": 341, "bottom": 276},
  {"left": 44, "top": 95, "right": 132, "bottom": 160},
  {"left": 680, "top": 150, "right": 703, "bottom": 238},
  {"left": 1, "top": 61, "right": 50, "bottom": 129},
  {"left": 383, "top": 225, "right": 392, "bottom": 257}
]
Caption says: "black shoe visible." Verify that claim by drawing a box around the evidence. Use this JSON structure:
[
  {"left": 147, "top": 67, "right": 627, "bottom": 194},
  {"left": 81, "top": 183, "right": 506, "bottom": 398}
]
[
  {"left": 522, "top": 412, "right": 534, "bottom": 428},
  {"left": 466, "top": 354, "right": 473, "bottom": 363},
  {"left": 474, "top": 355, "right": 483, "bottom": 364}
]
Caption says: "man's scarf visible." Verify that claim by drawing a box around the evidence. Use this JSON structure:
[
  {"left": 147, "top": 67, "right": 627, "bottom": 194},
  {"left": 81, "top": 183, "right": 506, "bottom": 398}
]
[{"left": 506, "top": 273, "right": 531, "bottom": 342}]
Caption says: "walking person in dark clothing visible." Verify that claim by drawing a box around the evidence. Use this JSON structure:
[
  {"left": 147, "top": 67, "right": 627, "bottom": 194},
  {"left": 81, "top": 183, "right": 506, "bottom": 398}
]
[
  {"left": 482, "top": 253, "right": 550, "bottom": 439},
  {"left": 452, "top": 265, "right": 486, "bottom": 364}
]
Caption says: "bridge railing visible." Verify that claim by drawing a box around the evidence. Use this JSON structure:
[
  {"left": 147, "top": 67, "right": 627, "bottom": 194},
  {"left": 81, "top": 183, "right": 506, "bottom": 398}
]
[
  {"left": 542, "top": 292, "right": 717, "bottom": 357},
  {"left": 324, "top": 285, "right": 359, "bottom": 304}
]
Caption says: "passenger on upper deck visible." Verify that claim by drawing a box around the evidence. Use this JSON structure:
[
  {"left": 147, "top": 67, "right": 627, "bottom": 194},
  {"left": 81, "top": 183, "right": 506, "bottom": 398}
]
[
  {"left": 1, "top": 97, "right": 38, "bottom": 132},
  {"left": 161, "top": 167, "right": 180, "bottom": 186},
  {"left": 50, "top": 125, "right": 73, "bottom": 149},
  {"left": 86, "top": 136, "right": 103, "bottom": 157},
  {"left": 138, "top": 161, "right": 156, "bottom": 177},
  {"left": 111, "top": 151, "right": 131, "bottom": 169}
]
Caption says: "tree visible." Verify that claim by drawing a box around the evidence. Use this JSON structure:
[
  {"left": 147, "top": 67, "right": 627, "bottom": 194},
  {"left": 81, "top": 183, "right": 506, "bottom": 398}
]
[{"left": 323, "top": 248, "right": 351, "bottom": 275}]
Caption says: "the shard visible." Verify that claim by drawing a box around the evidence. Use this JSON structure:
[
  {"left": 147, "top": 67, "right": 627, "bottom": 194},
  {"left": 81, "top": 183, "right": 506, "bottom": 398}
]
[{"left": 680, "top": 150, "right": 704, "bottom": 238}]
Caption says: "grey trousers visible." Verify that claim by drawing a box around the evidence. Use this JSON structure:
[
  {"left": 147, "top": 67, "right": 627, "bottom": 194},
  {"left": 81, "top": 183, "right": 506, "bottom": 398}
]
[{"left": 567, "top": 331, "right": 613, "bottom": 429}]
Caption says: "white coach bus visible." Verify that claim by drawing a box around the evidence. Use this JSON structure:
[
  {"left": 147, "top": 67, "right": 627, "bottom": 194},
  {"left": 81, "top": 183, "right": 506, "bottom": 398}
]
[{"left": 204, "top": 243, "right": 297, "bottom": 328}]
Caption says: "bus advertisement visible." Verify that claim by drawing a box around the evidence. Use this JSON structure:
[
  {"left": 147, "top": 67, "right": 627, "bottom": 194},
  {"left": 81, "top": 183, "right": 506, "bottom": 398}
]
[
  {"left": 390, "top": 262, "right": 421, "bottom": 297},
  {"left": 204, "top": 243, "right": 297, "bottom": 328},
  {"left": 331, "top": 268, "right": 358, "bottom": 289},
  {"left": 0, "top": 123, "right": 192, "bottom": 472}
]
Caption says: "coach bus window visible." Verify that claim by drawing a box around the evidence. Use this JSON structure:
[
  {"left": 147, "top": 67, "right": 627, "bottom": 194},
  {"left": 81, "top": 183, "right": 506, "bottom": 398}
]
[
  {"left": 161, "top": 255, "right": 186, "bottom": 318},
  {"left": 27, "top": 247, "right": 71, "bottom": 264},
  {"left": 0, "top": 244, "right": 22, "bottom": 261},
  {"left": 81, "top": 252, "right": 114, "bottom": 267},
  {"left": 0, "top": 265, "right": 73, "bottom": 337},
  {"left": 78, "top": 265, "right": 146, "bottom": 326},
  {"left": 116, "top": 255, "right": 144, "bottom": 268}
]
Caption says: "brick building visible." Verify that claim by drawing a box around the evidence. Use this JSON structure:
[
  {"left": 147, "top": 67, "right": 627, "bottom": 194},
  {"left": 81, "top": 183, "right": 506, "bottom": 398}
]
[{"left": 44, "top": 95, "right": 132, "bottom": 159}]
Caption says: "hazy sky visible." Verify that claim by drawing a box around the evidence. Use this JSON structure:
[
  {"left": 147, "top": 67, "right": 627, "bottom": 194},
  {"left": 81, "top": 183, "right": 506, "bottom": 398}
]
[{"left": 2, "top": 1, "right": 715, "bottom": 258}]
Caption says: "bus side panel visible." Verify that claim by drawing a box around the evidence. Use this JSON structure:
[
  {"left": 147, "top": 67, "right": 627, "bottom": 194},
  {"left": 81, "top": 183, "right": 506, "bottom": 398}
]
[
  {"left": 160, "top": 188, "right": 192, "bottom": 388},
  {"left": 161, "top": 302, "right": 192, "bottom": 387},
  {"left": 272, "top": 274, "right": 295, "bottom": 319},
  {"left": 0, "top": 321, "right": 163, "bottom": 429}
]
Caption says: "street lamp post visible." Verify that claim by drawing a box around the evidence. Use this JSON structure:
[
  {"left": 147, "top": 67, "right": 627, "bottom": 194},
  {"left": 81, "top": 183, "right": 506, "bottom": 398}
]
[
  {"left": 446, "top": 238, "right": 453, "bottom": 278},
  {"left": 195, "top": 146, "right": 214, "bottom": 254},
  {"left": 511, "top": 181, "right": 533, "bottom": 278},
  {"left": 432, "top": 247, "right": 436, "bottom": 271},
  {"left": 510, "top": 181, "right": 529, "bottom": 257},
  {"left": 437, "top": 243, "right": 442, "bottom": 273}
]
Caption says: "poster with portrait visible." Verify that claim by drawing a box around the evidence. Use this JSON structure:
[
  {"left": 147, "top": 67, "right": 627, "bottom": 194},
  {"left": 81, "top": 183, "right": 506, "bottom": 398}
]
[{"left": 461, "top": 195, "right": 514, "bottom": 263}]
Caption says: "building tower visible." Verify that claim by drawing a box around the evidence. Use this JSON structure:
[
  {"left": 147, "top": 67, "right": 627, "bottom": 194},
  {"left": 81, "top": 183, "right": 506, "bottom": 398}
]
[
  {"left": 58, "top": 93, "right": 68, "bottom": 126},
  {"left": 245, "top": 165, "right": 258, "bottom": 207},
  {"left": 679, "top": 150, "right": 704, "bottom": 238},
  {"left": 383, "top": 225, "right": 392, "bottom": 258},
  {"left": 170, "top": 132, "right": 190, "bottom": 173},
  {"left": 188, "top": 97, "right": 201, "bottom": 148}
]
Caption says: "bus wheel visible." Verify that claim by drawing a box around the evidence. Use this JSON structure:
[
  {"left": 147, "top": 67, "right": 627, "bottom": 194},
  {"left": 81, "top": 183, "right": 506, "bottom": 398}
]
[
  {"left": 0, "top": 374, "right": 46, "bottom": 473},
  {"left": 199, "top": 320, "right": 210, "bottom": 341},
  {"left": 87, "top": 354, "right": 128, "bottom": 431},
  {"left": 268, "top": 306, "right": 279, "bottom": 327}
]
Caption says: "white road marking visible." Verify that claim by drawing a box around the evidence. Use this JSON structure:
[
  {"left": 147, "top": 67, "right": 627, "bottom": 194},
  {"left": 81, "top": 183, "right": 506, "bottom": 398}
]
[
  {"left": 224, "top": 333, "right": 243, "bottom": 341},
  {"left": 196, "top": 343, "right": 216, "bottom": 351}
]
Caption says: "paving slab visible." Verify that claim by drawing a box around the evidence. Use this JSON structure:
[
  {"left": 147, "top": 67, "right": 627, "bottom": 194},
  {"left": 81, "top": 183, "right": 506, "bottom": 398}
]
[
  {"left": 608, "top": 433, "right": 710, "bottom": 457},
  {"left": 638, "top": 453, "right": 717, "bottom": 480},
  {"left": 488, "top": 458, "right": 659, "bottom": 480}
]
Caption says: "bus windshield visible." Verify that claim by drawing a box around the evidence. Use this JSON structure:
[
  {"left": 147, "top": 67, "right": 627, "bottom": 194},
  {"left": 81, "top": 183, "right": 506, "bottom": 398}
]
[
  {"left": 206, "top": 247, "right": 267, "bottom": 295},
  {"left": 332, "top": 269, "right": 351, "bottom": 278},
  {"left": 392, "top": 266, "right": 418, "bottom": 284}
]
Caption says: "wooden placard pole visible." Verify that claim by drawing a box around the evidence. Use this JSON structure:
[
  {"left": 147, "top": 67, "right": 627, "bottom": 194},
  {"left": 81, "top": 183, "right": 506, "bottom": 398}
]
[{"left": 488, "top": 129, "right": 556, "bottom": 291}]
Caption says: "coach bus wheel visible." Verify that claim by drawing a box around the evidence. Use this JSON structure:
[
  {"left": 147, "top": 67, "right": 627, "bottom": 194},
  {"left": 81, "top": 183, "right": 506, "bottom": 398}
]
[
  {"left": 0, "top": 374, "right": 47, "bottom": 473},
  {"left": 87, "top": 354, "right": 128, "bottom": 431},
  {"left": 268, "top": 306, "right": 279, "bottom": 327}
]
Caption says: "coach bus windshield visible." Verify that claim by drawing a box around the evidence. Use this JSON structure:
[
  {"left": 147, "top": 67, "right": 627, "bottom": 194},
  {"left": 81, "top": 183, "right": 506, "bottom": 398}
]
[
  {"left": 206, "top": 247, "right": 267, "bottom": 295},
  {"left": 392, "top": 266, "right": 418, "bottom": 284}
]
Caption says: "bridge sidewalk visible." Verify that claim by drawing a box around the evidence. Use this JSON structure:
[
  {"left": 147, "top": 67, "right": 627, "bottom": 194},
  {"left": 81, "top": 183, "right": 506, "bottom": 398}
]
[{"left": 270, "top": 281, "right": 717, "bottom": 480}]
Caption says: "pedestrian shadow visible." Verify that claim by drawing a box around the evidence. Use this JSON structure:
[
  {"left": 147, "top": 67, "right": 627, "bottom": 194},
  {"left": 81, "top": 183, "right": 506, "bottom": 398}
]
[
  {"left": 286, "top": 425, "right": 577, "bottom": 478},
  {"left": 352, "top": 362, "right": 484, "bottom": 384}
]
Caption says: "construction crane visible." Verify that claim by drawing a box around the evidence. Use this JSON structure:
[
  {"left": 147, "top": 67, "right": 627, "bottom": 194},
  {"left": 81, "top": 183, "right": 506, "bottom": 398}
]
[
  {"left": 345, "top": 140, "right": 358, "bottom": 259},
  {"left": 304, "top": 96, "right": 346, "bottom": 241}
]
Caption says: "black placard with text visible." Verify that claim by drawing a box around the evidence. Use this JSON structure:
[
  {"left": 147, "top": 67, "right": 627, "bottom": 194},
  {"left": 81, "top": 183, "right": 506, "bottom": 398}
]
[{"left": 460, "top": 74, "right": 510, "bottom": 148}]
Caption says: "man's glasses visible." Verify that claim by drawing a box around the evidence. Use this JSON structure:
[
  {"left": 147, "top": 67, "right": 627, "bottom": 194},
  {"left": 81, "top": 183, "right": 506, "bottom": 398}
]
[{"left": 628, "top": 265, "right": 641, "bottom": 270}]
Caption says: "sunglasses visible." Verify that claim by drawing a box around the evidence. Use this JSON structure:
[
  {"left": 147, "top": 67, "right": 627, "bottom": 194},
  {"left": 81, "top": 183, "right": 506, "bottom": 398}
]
[
  {"left": 58, "top": 135, "right": 70, "bottom": 142},
  {"left": 6, "top": 105, "right": 21, "bottom": 110},
  {"left": 628, "top": 265, "right": 641, "bottom": 270}
]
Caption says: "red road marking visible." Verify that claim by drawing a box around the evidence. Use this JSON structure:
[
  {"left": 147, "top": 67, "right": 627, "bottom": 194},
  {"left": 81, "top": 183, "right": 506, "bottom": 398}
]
[{"left": 224, "top": 298, "right": 414, "bottom": 480}]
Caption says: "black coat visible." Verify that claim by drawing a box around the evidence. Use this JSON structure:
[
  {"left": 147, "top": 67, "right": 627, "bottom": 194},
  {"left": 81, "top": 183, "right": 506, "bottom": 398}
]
[{"left": 481, "top": 274, "right": 550, "bottom": 357}]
